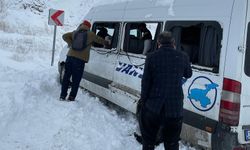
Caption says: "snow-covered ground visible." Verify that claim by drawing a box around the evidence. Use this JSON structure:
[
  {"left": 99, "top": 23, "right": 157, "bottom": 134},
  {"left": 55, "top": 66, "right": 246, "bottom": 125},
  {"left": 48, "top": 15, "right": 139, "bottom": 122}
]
[
  {"left": 0, "top": 0, "right": 196, "bottom": 149},
  {"left": 0, "top": 44, "right": 140, "bottom": 149}
]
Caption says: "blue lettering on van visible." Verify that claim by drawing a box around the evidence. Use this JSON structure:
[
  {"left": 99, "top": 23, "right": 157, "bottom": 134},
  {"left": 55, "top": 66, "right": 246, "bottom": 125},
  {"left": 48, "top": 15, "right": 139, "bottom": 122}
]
[
  {"left": 187, "top": 76, "right": 219, "bottom": 111},
  {"left": 121, "top": 64, "right": 133, "bottom": 74},
  {"left": 116, "top": 62, "right": 126, "bottom": 71},
  {"left": 116, "top": 62, "right": 143, "bottom": 79}
]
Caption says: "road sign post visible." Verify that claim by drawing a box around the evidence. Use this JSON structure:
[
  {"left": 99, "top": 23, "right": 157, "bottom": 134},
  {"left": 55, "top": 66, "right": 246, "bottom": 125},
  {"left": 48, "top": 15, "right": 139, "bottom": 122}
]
[
  {"left": 52, "top": 25, "right": 57, "bottom": 66},
  {"left": 48, "top": 9, "right": 64, "bottom": 66}
]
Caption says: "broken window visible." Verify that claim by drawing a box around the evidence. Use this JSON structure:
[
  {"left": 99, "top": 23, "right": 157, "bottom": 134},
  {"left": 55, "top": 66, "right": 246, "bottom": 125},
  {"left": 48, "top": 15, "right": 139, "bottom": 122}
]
[
  {"left": 165, "top": 21, "right": 222, "bottom": 73},
  {"left": 92, "top": 22, "right": 120, "bottom": 49},
  {"left": 123, "top": 22, "right": 162, "bottom": 55}
]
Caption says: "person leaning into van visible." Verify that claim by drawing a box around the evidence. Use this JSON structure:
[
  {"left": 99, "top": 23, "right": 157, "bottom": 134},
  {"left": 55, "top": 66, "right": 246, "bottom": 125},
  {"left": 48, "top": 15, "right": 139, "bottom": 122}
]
[
  {"left": 138, "top": 23, "right": 152, "bottom": 55},
  {"left": 93, "top": 27, "right": 110, "bottom": 48},
  {"left": 139, "top": 31, "right": 192, "bottom": 150},
  {"left": 60, "top": 20, "right": 110, "bottom": 101}
]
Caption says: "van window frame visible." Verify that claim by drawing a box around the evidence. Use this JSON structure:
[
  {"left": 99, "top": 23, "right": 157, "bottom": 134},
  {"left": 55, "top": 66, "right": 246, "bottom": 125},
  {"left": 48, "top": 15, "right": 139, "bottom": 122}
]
[
  {"left": 92, "top": 21, "right": 121, "bottom": 50},
  {"left": 244, "top": 22, "right": 250, "bottom": 77},
  {"left": 165, "top": 21, "right": 223, "bottom": 73},
  {"left": 121, "top": 21, "right": 163, "bottom": 57}
]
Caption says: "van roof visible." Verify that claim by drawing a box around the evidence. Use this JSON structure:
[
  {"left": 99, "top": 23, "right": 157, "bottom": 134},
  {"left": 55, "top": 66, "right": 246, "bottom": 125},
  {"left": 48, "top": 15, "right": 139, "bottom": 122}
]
[{"left": 85, "top": 0, "right": 235, "bottom": 22}]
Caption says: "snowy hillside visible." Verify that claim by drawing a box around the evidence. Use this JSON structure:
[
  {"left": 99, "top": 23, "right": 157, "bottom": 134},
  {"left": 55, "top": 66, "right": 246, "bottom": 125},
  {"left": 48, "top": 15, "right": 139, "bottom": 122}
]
[{"left": 0, "top": 0, "right": 195, "bottom": 149}]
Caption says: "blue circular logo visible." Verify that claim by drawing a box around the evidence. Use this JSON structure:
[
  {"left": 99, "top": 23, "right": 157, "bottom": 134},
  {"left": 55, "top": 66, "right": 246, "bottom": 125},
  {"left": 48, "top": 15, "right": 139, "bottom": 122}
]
[{"left": 187, "top": 76, "right": 218, "bottom": 111}]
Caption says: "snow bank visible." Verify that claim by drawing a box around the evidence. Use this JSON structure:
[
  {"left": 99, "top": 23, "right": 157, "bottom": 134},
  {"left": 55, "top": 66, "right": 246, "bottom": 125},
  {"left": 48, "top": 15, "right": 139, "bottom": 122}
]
[{"left": 0, "top": 57, "right": 139, "bottom": 149}]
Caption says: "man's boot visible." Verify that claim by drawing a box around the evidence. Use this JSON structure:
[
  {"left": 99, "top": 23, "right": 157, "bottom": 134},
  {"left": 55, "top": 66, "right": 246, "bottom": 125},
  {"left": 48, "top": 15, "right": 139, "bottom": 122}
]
[{"left": 67, "top": 96, "right": 75, "bottom": 101}]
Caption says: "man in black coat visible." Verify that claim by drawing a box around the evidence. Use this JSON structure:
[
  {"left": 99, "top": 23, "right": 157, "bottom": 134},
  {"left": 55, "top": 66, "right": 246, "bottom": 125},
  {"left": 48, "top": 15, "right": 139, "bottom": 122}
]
[{"left": 140, "top": 31, "right": 192, "bottom": 150}]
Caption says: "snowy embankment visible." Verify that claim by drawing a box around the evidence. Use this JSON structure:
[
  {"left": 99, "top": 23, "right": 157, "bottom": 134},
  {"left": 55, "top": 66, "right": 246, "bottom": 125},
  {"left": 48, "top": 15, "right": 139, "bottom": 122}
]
[
  {"left": 0, "top": 0, "right": 195, "bottom": 149},
  {"left": 0, "top": 44, "right": 139, "bottom": 149}
]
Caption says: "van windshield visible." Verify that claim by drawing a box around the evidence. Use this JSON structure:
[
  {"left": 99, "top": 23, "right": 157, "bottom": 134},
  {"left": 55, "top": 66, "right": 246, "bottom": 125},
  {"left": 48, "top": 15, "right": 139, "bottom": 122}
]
[{"left": 244, "top": 22, "right": 250, "bottom": 77}]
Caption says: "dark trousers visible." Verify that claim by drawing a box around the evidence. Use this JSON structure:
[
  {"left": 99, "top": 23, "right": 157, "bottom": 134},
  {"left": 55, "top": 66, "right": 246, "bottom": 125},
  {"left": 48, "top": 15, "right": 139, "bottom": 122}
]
[
  {"left": 60, "top": 56, "right": 85, "bottom": 99},
  {"left": 140, "top": 106, "right": 182, "bottom": 150}
]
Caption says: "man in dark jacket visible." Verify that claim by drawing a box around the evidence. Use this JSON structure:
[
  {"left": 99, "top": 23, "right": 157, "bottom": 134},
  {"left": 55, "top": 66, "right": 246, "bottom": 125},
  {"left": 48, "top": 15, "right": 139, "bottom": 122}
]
[
  {"left": 60, "top": 20, "right": 109, "bottom": 101},
  {"left": 140, "top": 31, "right": 192, "bottom": 150}
]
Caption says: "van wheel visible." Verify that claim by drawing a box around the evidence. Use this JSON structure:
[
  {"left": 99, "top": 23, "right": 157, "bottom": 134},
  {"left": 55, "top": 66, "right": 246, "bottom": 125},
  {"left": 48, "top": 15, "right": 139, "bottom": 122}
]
[{"left": 59, "top": 63, "right": 65, "bottom": 84}]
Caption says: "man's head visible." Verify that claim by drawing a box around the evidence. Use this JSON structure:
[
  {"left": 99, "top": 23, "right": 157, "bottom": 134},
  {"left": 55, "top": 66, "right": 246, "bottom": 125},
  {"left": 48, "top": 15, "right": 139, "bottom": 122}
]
[
  {"left": 138, "top": 23, "right": 147, "bottom": 32},
  {"left": 78, "top": 20, "right": 92, "bottom": 30},
  {"left": 83, "top": 20, "right": 91, "bottom": 28},
  {"left": 99, "top": 27, "right": 108, "bottom": 34},
  {"left": 157, "top": 31, "right": 175, "bottom": 48}
]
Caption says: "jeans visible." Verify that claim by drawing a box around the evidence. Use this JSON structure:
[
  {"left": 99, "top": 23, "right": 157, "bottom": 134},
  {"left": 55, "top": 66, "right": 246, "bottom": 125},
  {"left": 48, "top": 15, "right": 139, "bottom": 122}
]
[
  {"left": 60, "top": 56, "right": 85, "bottom": 99},
  {"left": 140, "top": 106, "right": 183, "bottom": 150}
]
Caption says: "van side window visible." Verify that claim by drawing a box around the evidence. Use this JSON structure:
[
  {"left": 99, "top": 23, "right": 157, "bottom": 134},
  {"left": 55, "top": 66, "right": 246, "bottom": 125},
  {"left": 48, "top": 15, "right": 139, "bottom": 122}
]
[
  {"left": 165, "top": 21, "right": 222, "bottom": 73},
  {"left": 123, "top": 22, "right": 162, "bottom": 55},
  {"left": 92, "top": 22, "right": 120, "bottom": 49},
  {"left": 245, "top": 22, "right": 250, "bottom": 76}
]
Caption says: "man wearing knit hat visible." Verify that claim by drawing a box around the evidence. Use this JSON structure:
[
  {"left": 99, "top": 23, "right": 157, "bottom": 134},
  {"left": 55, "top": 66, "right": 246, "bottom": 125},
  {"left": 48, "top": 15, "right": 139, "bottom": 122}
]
[{"left": 60, "top": 20, "right": 110, "bottom": 101}]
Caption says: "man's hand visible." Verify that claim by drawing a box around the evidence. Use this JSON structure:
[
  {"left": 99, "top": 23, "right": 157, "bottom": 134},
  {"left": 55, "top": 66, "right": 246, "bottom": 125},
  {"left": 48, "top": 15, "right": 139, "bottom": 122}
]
[
  {"left": 103, "top": 39, "right": 111, "bottom": 49},
  {"left": 104, "top": 36, "right": 111, "bottom": 46},
  {"left": 104, "top": 40, "right": 110, "bottom": 46}
]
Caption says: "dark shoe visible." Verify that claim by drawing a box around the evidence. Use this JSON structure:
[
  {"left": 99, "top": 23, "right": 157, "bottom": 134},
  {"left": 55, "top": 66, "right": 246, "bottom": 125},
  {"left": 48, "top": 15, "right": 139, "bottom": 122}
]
[
  {"left": 67, "top": 96, "right": 75, "bottom": 101},
  {"left": 59, "top": 96, "right": 66, "bottom": 101},
  {"left": 134, "top": 131, "right": 162, "bottom": 146},
  {"left": 134, "top": 132, "right": 143, "bottom": 144}
]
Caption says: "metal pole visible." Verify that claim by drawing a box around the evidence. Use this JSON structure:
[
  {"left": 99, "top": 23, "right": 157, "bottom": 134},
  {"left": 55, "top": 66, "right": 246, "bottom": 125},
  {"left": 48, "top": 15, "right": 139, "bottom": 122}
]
[{"left": 51, "top": 25, "right": 57, "bottom": 66}]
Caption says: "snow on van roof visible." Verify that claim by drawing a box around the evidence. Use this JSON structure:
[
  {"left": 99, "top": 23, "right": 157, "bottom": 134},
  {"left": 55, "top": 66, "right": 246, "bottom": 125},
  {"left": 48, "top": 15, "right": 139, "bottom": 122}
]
[
  {"left": 155, "top": 0, "right": 175, "bottom": 16},
  {"left": 156, "top": 0, "right": 175, "bottom": 6},
  {"left": 86, "top": 0, "right": 235, "bottom": 22}
]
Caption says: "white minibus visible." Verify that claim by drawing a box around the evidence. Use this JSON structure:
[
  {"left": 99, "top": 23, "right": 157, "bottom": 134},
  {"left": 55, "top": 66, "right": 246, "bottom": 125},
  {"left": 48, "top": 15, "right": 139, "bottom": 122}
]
[{"left": 58, "top": 0, "right": 250, "bottom": 149}]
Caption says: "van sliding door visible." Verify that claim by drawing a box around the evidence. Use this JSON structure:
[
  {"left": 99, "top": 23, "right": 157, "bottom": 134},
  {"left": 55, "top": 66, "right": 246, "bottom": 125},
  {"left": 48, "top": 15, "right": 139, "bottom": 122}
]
[
  {"left": 82, "top": 22, "right": 121, "bottom": 101},
  {"left": 110, "top": 22, "right": 162, "bottom": 113}
]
